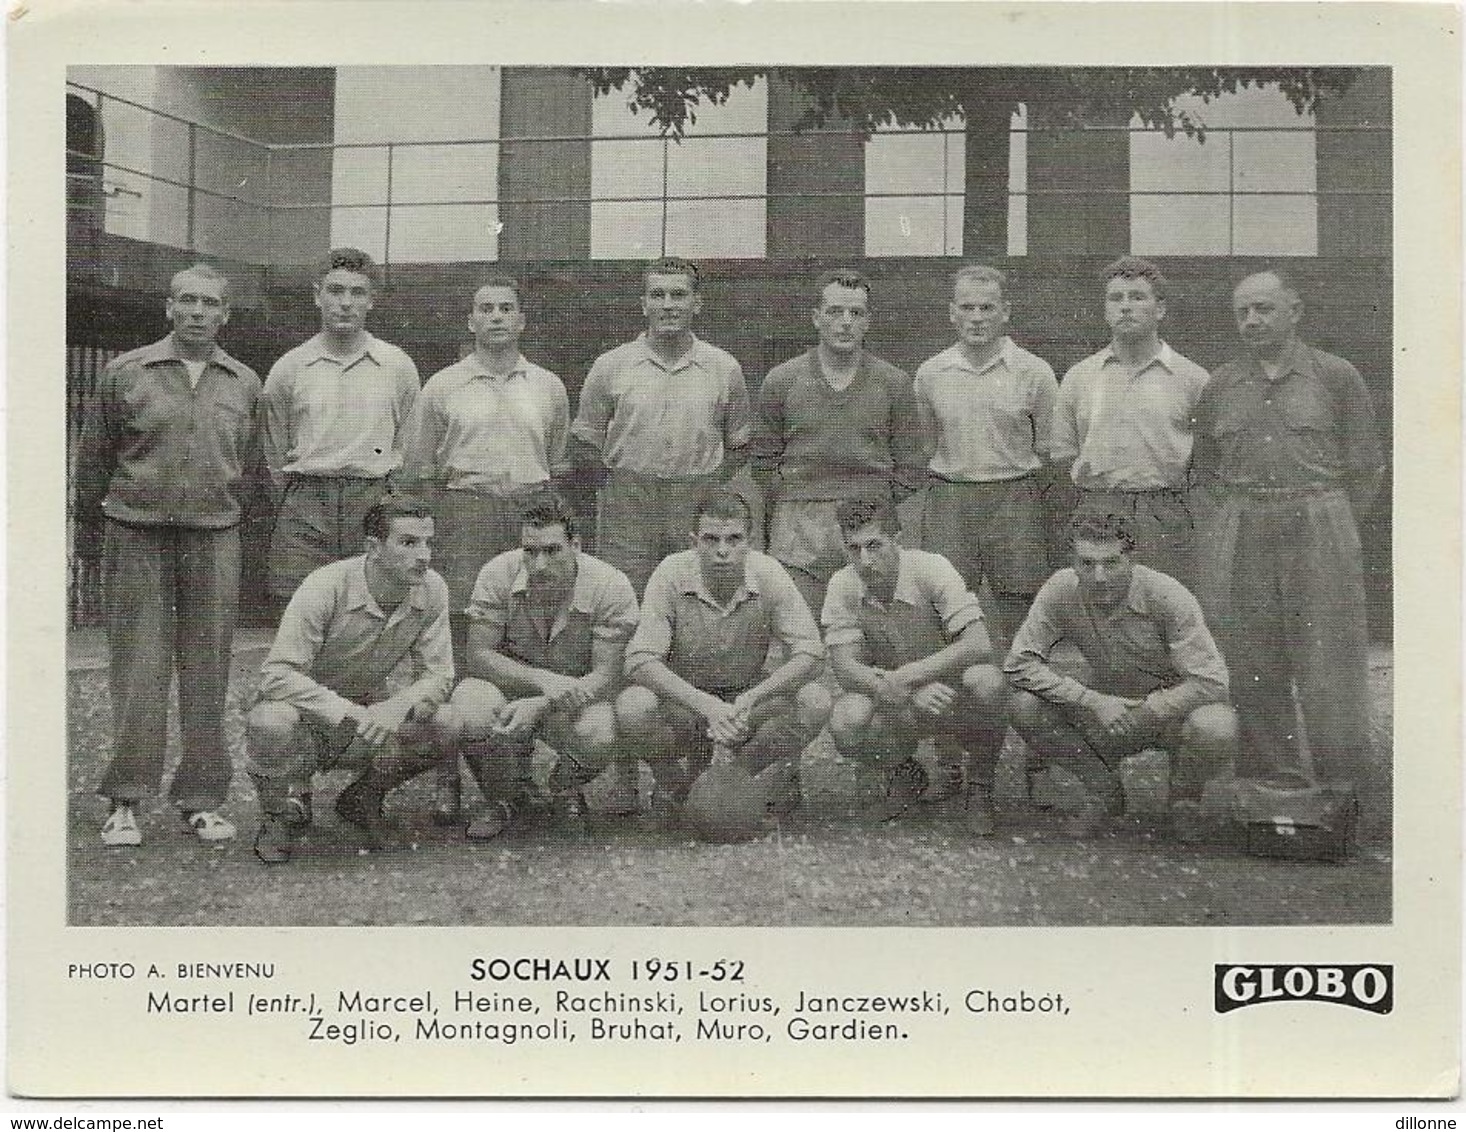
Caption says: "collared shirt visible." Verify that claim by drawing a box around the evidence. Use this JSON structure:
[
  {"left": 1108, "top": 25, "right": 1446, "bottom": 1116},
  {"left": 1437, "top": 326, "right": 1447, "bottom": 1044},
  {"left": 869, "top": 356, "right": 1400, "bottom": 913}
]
[
  {"left": 1192, "top": 339, "right": 1383, "bottom": 497},
  {"left": 262, "top": 332, "right": 420, "bottom": 483},
  {"left": 752, "top": 348, "right": 925, "bottom": 502},
  {"left": 75, "top": 334, "right": 262, "bottom": 529},
  {"left": 822, "top": 548, "right": 985, "bottom": 668},
  {"left": 400, "top": 353, "right": 570, "bottom": 494},
  {"left": 465, "top": 549, "right": 638, "bottom": 678},
  {"left": 1004, "top": 564, "right": 1229, "bottom": 724},
  {"left": 624, "top": 549, "right": 823, "bottom": 693},
  {"left": 914, "top": 338, "right": 1059, "bottom": 482},
  {"left": 1052, "top": 342, "right": 1210, "bottom": 491},
  {"left": 256, "top": 555, "right": 454, "bottom": 727},
  {"left": 570, "top": 334, "right": 751, "bottom": 477}
]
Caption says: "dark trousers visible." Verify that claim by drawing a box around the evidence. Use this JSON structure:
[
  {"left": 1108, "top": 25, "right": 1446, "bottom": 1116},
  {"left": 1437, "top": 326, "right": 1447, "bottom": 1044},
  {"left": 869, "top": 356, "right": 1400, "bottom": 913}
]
[
  {"left": 1196, "top": 490, "right": 1371, "bottom": 786},
  {"left": 596, "top": 468, "right": 721, "bottom": 597},
  {"left": 99, "top": 521, "right": 240, "bottom": 811},
  {"left": 268, "top": 474, "right": 387, "bottom": 601}
]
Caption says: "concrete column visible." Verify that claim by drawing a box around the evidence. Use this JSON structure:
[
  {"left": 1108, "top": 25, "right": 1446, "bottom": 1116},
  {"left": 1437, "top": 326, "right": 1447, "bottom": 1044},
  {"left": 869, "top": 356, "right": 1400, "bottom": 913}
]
[
  {"left": 1316, "top": 68, "right": 1391, "bottom": 257},
  {"left": 498, "top": 68, "right": 592, "bottom": 261},
  {"left": 765, "top": 72, "right": 864, "bottom": 259},
  {"left": 1026, "top": 103, "right": 1130, "bottom": 256}
]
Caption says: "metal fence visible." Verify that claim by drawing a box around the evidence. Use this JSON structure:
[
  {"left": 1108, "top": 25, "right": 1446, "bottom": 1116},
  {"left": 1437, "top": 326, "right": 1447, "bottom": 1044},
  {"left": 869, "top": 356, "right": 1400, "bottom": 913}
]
[{"left": 66, "top": 79, "right": 1390, "bottom": 264}]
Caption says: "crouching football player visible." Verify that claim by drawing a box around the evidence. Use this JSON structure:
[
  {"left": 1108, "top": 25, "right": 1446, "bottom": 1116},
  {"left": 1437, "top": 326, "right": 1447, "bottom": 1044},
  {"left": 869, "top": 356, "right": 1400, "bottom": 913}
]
[
  {"left": 823, "top": 499, "right": 1009, "bottom": 835},
  {"left": 247, "top": 495, "right": 454, "bottom": 863},
  {"left": 436, "top": 494, "right": 640, "bottom": 839},
  {"left": 1004, "top": 514, "right": 1238, "bottom": 841},
  {"left": 616, "top": 489, "right": 832, "bottom": 825}
]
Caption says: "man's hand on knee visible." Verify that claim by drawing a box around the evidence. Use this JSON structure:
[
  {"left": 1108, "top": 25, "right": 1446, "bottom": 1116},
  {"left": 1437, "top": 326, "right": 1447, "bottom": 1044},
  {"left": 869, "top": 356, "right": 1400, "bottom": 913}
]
[
  {"left": 492, "top": 696, "right": 549, "bottom": 740},
  {"left": 354, "top": 702, "right": 407, "bottom": 748},
  {"left": 704, "top": 698, "right": 750, "bottom": 747},
  {"left": 910, "top": 682, "right": 957, "bottom": 717}
]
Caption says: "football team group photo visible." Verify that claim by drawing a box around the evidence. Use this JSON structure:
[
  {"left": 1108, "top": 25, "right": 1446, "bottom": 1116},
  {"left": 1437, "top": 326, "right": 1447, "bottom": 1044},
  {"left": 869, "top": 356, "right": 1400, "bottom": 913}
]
[{"left": 64, "top": 64, "right": 1394, "bottom": 927}]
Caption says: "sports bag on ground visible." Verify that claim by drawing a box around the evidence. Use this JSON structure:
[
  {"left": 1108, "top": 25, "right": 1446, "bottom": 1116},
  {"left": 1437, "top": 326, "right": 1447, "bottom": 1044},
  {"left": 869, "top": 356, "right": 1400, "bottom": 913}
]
[{"left": 1231, "top": 772, "right": 1359, "bottom": 862}]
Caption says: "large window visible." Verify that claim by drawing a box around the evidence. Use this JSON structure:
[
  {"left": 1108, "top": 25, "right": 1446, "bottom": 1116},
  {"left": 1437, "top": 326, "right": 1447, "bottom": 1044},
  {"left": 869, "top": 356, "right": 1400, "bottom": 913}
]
[
  {"left": 863, "top": 117, "right": 965, "bottom": 257},
  {"left": 863, "top": 107, "right": 1029, "bottom": 257},
  {"left": 332, "top": 66, "right": 502, "bottom": 263},
  {"left": 590, "top": 81, "right": 767, "bottom": 259},
  {"left": 1130, "top": 85, "right": 1317, "bottom": 256}
]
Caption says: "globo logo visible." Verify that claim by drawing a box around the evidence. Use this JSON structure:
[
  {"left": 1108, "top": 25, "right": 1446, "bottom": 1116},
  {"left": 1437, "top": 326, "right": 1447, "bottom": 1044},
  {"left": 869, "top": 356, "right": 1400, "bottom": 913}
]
[{"left": 1214, "top": 964, "right": 1393, "bottom": 1014}]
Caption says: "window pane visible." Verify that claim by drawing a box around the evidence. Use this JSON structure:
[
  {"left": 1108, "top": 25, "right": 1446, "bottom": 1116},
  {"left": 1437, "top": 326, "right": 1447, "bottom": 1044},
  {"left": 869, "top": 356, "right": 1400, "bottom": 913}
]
[
  {"left": 592, "top": 138, "right": 665, "bottom": 202},
  {"left": 666, "top": 199, "right": 765, "bottom": 258},
  {"left": 392, "top": 143, "right": 497, "bottom": 205},
  {"left": 194, "top": 197, "right": 271, "bottom": 261},
  {"left": 332, "top": 146, "right": 388, "bottom": 207},
  {"left": 667, "top": 136, "right": 765, "bottom": 199},
  {"left": 591, "top": 79, "right": 767, "bottom": 260},
  {"left": 387, "top": 204, "right": 499, "bottom": 263},
  {"left": 866, "top": 196, "right": 947, "bottom": 257},
  {"left": 1234, "top": 130, "right": 1316, "bottom": 192},
  {"left": 590, "top": 200, "right": 664, "bottom": 259},
  {"left": 1130, "top": 127, "right": 1230, "bottom": 192},
  {"left": 1129, "top": 85, "right": 1319, "bottom": 257},
  {"left": 867, "top": 131, "right": 949, "bottom": 195},
  {"left": 1130, "top": 194, "right": 1229, "bottom": 255},
  {"left": 1008, "top": 104, "right": 1027, "bottom": 256},
  {"left": 330, "top": 206, "right": 387, "bottom": 261},
  {"left": 1233, "top": 194, "right": 1317, "bottom": 255}
]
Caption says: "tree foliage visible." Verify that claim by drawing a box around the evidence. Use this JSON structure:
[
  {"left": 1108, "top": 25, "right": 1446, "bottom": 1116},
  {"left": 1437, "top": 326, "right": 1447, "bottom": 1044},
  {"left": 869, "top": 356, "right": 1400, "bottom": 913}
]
[
  {"left": 578, "top": 67, "right": 1359, "bottom": 255},
  {"left": 578, "top": 66, "right": 1357, "bottom": 142}
]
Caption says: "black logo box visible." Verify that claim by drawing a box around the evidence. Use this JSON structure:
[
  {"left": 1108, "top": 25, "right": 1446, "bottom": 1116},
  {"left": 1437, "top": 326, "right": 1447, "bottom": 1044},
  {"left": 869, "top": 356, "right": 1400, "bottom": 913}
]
[{"left": 1215, "top": 964, "right": 1394, "bottom": 1014}]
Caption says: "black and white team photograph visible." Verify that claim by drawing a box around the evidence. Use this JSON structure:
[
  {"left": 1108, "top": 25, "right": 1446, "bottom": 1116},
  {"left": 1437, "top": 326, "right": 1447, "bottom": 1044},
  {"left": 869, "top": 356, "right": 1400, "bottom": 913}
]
[{"left": 63, "top": 62, "right": 1396, "bottom": 929}]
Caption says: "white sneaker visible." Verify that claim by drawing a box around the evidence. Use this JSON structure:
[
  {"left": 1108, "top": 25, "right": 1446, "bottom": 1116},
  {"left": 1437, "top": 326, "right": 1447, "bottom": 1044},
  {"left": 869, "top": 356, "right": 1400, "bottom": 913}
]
[
  {"left": 100, "top": 806, "right": 142, "bottom": 847},
  {"left": 185, "top": 810, "right": 237, "bottom": 842}
]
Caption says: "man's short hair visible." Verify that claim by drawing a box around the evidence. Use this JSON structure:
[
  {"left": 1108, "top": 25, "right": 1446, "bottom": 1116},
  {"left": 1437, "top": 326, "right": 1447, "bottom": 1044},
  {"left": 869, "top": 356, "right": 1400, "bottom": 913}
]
[
  {"left": 693, "top": 487, "right": 752, "bottom": 533},
  {"left": 643, "top": 257, "right": 700, "bottom": 292},
  {"left": 363, "top": 493, "right": 434, "bottom": 541},
  {"left": 952, "top": 263, "right": 1007, "bottom": 299},
  {"left": 814, "top": 269, "right": 872, "bottom": 307},
  {"left": 835, "top": 497, "right": 900, "bottom": 537},
  {"left": 520, "top": 492, "right": 578, "bottom": 541},
  {"left": 474, "top": 275, "right": 523, "bottom": 306},
  {"left": 170, "top": 262, "right": 232, "bottom": 304},
  {"left": 316, "top": 247, "right": 382, "bottom": 289},
  {"left": 1102, "top": 255, "right": 1167, "bottom": 301},
  {"left": 1242, "top": 267, "right": 1301, "bottom": 301},
  {"left": 1069, "top": 513, "right": 1136, "bottom": 553}
]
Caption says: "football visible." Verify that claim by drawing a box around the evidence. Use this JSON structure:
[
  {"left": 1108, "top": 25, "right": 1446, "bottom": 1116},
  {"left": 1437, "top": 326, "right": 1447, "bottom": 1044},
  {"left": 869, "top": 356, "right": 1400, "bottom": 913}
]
[{"left": 683, "top": 762, "right": 770, "bottom": 843}]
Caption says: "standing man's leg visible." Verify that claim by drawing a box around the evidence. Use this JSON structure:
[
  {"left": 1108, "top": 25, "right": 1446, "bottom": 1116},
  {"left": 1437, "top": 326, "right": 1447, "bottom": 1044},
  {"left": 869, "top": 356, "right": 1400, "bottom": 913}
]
[
  {"left": 1144, "top": 489, "right": 1197, "bottom": 592},
  {"left": 1291, "top": 495, "right": 1373, "bottom": 789},
  {"left": 922, "top": 480, "right": 983, "bottom": 603},
  {"left": 98, "top": 522, "right": 173, "bottom": 845},
  {"left": 169, "top": 526, "right": 242, "bottom": 837},
  {"left": 1228, "top": 505, "right": 1309, "bottom": 781},
  {"left": 431, "top": 489, "right": 532, "bottom": 825},
  {"left": 268, "top": 478, "right": 328, "bottom": 605},
  {"left": 596, "top": 470, "right": 661, "bottom": 598},
  {"left": 768, "top": 499, "right": 845, "bottom": 624}
]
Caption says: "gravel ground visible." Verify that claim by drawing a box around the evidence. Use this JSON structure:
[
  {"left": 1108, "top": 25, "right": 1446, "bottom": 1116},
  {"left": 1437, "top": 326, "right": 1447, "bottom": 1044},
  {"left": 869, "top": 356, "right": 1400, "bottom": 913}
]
[{"left": 66, "top": 647, "right": 1393, "bottom": 927}]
